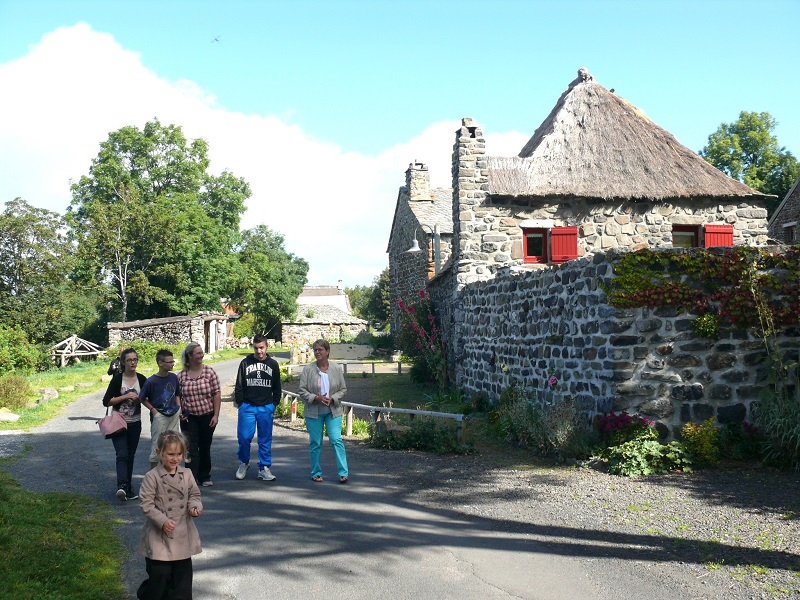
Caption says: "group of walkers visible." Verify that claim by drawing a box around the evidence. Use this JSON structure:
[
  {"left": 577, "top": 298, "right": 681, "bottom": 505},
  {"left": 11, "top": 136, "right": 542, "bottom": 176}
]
[{"left": 101, "top": 335, "right": 349, "bottom": 599}]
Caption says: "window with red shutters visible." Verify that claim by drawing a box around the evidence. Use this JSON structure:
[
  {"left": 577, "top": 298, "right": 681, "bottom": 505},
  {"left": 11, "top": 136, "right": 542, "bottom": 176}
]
[
  {"left": 550, "top": 227, "right": 578, "bottom": 264},
  {"left": 523, "top": 228, "right": 548, "bottom": 264},
  {"left": 704, "top": 224, "right": 734, "bottom": 248}
]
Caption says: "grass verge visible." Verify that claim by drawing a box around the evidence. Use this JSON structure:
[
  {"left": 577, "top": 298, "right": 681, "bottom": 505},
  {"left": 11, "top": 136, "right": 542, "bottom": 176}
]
[
  {"left": 1, "top": 347, "right": 259, "bottom": 432},
  {"left": 0, "top": 465, "right": 127, "bottom": 600}
]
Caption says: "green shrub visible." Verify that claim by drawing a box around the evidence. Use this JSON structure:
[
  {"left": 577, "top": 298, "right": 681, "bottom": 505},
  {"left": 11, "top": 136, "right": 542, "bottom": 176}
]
[
  {"left": 692, "top": 312, "right": 719, "bottom": 338},
  {"left": 681, "top": 418, "right": 721, "bottom": 467},
  {"left": 606, "top": 437, "right": 692, "bottom": 477},
  {"left": 275, "top": 397, "right": 304, "bottom": 419},
  {"left": 597, "top": 411, "right": 656, "bottom": 447},
  {"left": 0, "top": 325, "right": 46, "bottom": 376},
  {"left": 718, "top": 421, "right": 762, "bottom": 461},
  {"left": 494, "top": 385, "right": 592, "bottom": 460},
  {"left": 369, "top": 418, "right": 474, "bottom": 455},
  {"left": 0, "top": 373, "right": 34, "bottom": 411},
  {"left": 753, "top": 352, "right": 800, "bottom": 470},
  {"left": 233, "top": 313, "right": 255, "bottom": 338}
]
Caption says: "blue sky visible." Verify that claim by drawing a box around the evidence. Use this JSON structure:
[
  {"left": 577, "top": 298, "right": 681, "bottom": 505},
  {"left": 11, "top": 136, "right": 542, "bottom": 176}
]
[{"left": 1, "top": 0, "right": 798, "bottom": 286}]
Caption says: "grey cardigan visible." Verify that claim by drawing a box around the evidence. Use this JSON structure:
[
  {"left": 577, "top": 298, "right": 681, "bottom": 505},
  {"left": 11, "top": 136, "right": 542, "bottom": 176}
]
[{"left": 298, "top": 360, "right": 347, "bottom": 419}]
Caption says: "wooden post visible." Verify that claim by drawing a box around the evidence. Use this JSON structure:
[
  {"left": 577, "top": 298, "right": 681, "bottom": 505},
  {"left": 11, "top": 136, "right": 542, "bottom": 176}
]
[
  {"left": 343, "top": 363, "right": 348, "bottom": 375},
  {"left": 290, "top": 399, "right": 297, "bottom": 423},
  {"left": 397, "top": 361, "right": 401, "bottom": 374},
  {"left": 345, "top": 406, "right": 353, "bottom": 435},
  {"left": 371, "top": 362, "right": 376, "bottom": 375},
  {"left": 457, "top": 417, "right": 466, "bottom": 442}
]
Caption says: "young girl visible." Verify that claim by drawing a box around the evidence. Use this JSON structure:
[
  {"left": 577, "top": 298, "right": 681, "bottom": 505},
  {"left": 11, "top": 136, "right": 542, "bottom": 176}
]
[{"left": 137, "top": 431, "right": 202, "bottom": 600}]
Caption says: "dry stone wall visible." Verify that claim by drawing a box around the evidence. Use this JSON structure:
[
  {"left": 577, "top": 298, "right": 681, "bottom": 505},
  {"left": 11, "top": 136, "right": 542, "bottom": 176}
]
[{"left": 433, "top": 249, "right": 797, "bottom": 439}]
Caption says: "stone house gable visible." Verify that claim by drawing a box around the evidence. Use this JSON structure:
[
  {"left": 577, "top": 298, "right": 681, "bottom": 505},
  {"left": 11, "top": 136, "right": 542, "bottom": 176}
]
[
  {"left": 767, "top": 173, "right": 800, "bottom": 244},
  {"left": 387, "top": 161, "right": 454, "bottom": 331}
]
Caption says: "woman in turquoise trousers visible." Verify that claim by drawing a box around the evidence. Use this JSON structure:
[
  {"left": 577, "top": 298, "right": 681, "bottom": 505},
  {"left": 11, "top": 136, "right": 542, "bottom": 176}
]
[{"left": 298, "top": 339, "right": 349, "bottom": 483}]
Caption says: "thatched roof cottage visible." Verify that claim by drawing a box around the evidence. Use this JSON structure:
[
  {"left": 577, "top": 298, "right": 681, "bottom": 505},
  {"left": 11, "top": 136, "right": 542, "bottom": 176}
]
[{"left": 388, "top": 68, "right": 770, "bottom": 301}]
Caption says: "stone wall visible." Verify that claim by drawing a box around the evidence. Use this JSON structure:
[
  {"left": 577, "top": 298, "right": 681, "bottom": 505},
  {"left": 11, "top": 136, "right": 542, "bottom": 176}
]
[
  {"left": 108, "top": 312, "right": 228, "bottom": 353},
  {"left": 430, "top": 248, "right": 798, "bottom": 439},
  {"left": 281, "top": 323, "right": 368, "bottom": 348}
]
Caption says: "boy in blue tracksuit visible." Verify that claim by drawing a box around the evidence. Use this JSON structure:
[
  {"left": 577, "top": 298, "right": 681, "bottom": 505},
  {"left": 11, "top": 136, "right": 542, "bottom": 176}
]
[{"left": 234, "top": 334, "right": 281, "bottom": 482}]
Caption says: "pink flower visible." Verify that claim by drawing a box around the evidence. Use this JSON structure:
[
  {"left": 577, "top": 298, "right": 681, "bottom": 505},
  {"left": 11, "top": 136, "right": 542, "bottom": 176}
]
[
  {"left": 428, "top": 314, "right": 435, "bottom": 322},
  {"left": 407, "top": 306, "right": 415, "bottom": 314},
  {"left": 415, "top": 343, "right": 422, "bottom": 349},
  {"left": 547, "top": 375, "right": 558, "bottom": 387},
  {"left": 419, "top": 290, "right": 426, "bottom": 299},
  {"left": 398, "top": 300, "right": 406, "bottom": 310}
]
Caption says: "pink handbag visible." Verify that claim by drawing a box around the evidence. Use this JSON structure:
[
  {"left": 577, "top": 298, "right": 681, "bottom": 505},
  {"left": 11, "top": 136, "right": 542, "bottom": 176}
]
[{"left": 97, "top": 407, "right": 127, "bottom": 438}]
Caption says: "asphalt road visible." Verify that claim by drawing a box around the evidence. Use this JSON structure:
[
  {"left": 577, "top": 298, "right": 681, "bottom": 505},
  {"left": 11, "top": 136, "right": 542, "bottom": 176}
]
[{"left": 2, "top": 359, "right": 721, "bottom": 600}]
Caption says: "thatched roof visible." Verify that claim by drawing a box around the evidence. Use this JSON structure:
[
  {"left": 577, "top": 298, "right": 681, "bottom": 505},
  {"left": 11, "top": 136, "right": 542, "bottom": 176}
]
[{"left": 488, "top": 68, "right": 767, "bottom": 201}]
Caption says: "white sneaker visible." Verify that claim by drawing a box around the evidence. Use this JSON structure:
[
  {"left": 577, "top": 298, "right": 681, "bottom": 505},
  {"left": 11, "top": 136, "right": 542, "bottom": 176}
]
[
  {"left": 201, "top": 480, "right": 213, "bottom": 487},
  {"left": 258, "top": 467, "right": 276, "bottom": 481},
  {"left": 235, "top": 462, "right": 249, "bottom": 480},
  {"left": 116, "top": 487, "right": 127, "bottom": 501}
]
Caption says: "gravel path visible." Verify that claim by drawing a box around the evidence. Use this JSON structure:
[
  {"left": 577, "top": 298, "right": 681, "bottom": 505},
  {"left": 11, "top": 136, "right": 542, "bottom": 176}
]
[{"left": 287, "top": 377, "right": 800, "bottom": 597}]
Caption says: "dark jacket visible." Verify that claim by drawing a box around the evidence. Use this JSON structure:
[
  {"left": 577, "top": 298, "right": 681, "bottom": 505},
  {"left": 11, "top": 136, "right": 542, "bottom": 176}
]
[
  {"left": 234, "top": 354, "right": 282, "bottom": 407},
  {"left": 102, "top": 372, "right": 146, "bottom": 421}
]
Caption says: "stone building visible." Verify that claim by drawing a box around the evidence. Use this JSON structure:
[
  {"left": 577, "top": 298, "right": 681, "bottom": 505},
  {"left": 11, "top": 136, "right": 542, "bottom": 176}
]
[
  {"left": 280, "top": 284, "right": 368, "bottom": 347},
  {"left": 388, "top": 68, "right": 786, "bottom": 437},
  {"left": 107, "top": 312, "right": 228, "bottom": 353},
  {"left": 386, "top": 161, "right": 454, "bottom": 332},
  {"left": 767, "top": 173, "right": 800, "bottom": 244}
]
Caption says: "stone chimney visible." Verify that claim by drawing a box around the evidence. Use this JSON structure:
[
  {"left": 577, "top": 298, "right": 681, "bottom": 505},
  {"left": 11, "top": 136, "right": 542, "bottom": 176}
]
[{"left": 405, "top": 160, "right": 431, "bottom": 201}]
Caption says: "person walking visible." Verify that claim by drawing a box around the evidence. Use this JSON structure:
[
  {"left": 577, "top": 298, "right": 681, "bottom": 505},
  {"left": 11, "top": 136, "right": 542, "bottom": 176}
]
[
  {"left": 137, "top": 431, "right": 202, "bottom": 600},
  {"left": 234, "top": 334, "right": 281, "bottom": 482},
  {"left": 102, "top": 347, "right": 146, "bottom": 501},
  {"left": 178, "top": 342, "right": 221, "bottom": 487},
  {"left": 298, "top": 339, "right": 349, "bottom": 483},
  {"left": 139, "top": 349, "right": 182, "bottom": 470}
]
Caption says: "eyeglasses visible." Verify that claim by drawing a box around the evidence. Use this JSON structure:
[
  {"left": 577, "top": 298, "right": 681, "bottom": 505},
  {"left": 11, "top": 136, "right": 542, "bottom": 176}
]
[
  {"left": 160, "top": 359, "right": 175, "bottom": 364},
  {"left": 125, "top": 358, "right": 138, "bottom": 363}
]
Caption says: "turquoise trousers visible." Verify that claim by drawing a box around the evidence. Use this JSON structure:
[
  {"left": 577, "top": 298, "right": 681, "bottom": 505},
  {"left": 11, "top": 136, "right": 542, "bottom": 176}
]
[{"left": 305, "top": 413, "right": 348, "bottom": 479}]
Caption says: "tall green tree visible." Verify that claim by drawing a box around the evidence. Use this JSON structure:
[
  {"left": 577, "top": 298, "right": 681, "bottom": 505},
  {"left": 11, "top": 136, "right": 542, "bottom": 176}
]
[
  {"left": 346, "top": 267, "right": 390, "bottom": 329},
  {"left": 229, "top": 225, "right": 309, "bottom": 337},
  {"left": 67, "top": 119, "right": 249, "bottom": 321},
  {"left": 700, "top": 111, "right": 800, "bottom": 215},
  {"left": 0, "top": 198, "right": 99, "bottom": 344}
]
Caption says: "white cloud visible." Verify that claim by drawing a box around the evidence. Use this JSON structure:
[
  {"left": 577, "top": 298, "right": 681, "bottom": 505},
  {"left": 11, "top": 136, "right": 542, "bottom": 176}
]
[{"left": 0, "top": 23, "right": 527, "bottom": 287}]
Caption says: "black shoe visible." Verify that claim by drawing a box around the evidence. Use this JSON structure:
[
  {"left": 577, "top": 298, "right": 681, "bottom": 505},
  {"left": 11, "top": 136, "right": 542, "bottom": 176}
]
[{"left": 126, "top": 487, "right": 139, "bottom": 501}]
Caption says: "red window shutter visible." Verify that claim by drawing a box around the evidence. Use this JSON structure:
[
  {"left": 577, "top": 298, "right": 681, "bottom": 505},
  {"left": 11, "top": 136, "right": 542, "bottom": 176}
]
[
  {"left": 551, "top": 227, "right": 578, "bottom": 264},
  {"left": 704, "top": 224, "right": 733, "bottom": 248}
]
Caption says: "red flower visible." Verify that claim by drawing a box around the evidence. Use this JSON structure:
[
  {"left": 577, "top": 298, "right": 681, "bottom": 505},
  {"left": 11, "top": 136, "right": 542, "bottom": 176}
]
[
  {"left": 419, "top": 290, "right": 426, "bottom": 299},
  {"left": 407, "top": 306, "right": 415, "bottom": 314},
  {"left": 398, "top": 300, "right": 406, "bottom": 310}
]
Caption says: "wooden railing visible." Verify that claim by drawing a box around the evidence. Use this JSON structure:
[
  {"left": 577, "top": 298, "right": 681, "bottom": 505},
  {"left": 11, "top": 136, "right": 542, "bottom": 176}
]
[
  {"left": 278, "top": 390, "right": 466, "bottom": 441},
  {"left": 282, "top": 361, "right": 406, "bottom": 376}
]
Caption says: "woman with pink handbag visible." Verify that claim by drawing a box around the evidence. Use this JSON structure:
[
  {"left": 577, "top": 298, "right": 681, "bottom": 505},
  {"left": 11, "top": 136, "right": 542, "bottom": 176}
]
[{"left": 102, "top": 347, "right": 146, "bottom": 502}]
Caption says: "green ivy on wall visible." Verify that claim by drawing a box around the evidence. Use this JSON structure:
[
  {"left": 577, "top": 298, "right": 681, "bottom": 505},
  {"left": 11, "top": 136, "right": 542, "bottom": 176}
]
[{"left": 602, "top": 246, "right": 800, "bottom": 330}]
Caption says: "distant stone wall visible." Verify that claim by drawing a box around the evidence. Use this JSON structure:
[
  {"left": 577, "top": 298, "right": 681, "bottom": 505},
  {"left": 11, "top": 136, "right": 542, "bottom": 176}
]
[
  {"left": 430, "top": 248, "right": 798, "bottom": 439},
  {"left": 281, "top": 323, "right": 368, "bottom": 348},
  {"left": 768, "top": 180, "right": 800, "bottom": 243},
  {"left": 108, "top": 312, "right": 228, "bottom": 353}
]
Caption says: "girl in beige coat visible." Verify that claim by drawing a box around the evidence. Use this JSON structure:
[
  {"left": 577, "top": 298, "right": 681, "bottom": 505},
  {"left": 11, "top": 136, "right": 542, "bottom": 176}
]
[{"left": 137, "top": 431, "right": 202, "bottom": 600}]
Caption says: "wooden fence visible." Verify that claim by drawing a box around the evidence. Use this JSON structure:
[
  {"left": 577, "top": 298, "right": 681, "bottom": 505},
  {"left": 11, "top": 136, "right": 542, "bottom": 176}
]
[{"left": 278, "top": 390, "right": 466, "bottom": 441}]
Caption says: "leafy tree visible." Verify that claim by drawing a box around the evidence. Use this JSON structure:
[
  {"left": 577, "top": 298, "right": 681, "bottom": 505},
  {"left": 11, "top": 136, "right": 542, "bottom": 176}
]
[
  {"left": 347, "top": 267, "right": 390, "bottom": 329},
  {"left": 67, "top": 119, "right": 249, "bottom": 321},
  {"left": 0, "top": 199, "right": 99, "bottom": 345},
  {"left": 229, "top": 225, "right": 309, "bottom": 337},
  {"left": 366, "top": 267, "right": 391, "bottom": 328},
  {"left": 700, "top": 111, "right": 800, "bottom": 215}
]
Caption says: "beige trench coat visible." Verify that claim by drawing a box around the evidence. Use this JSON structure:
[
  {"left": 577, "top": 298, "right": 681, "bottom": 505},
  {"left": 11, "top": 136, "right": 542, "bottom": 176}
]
[{"left": 138, "top": 464, "right": 203, "bottom": 561}]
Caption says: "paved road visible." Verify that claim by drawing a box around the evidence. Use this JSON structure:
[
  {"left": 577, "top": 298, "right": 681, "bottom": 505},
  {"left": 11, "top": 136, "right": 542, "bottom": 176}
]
[{"left": 3, "top": 359, "right": 719, "bottom": 600}]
